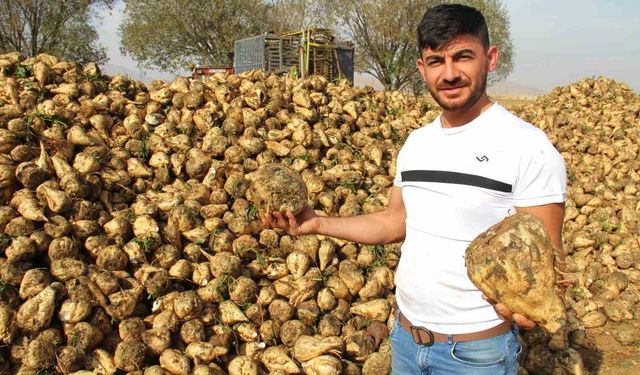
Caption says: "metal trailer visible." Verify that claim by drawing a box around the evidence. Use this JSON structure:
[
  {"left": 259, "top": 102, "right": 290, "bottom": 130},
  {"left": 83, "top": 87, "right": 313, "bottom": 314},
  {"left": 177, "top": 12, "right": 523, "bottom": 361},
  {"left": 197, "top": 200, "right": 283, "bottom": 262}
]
[
  {"left": 234, "top": 29, "right": 354, "bottom": 83},
  {"left": 333, "top": 41, "right": 354, "bottom": 84}
]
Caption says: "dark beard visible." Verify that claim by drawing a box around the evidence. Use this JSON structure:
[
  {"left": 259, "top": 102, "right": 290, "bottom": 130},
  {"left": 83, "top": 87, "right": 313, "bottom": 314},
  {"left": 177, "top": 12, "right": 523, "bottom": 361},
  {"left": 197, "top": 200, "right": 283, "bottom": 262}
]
[{"left": 427, "top": 70, "right": 487, "bottom": 112}]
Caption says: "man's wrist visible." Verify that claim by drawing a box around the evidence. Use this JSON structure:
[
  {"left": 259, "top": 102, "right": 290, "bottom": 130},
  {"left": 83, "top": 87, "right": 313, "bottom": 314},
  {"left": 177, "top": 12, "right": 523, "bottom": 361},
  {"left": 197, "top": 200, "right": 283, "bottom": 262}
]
[{"left": 311, "top": 215, "right": 324, "bottom": 235}]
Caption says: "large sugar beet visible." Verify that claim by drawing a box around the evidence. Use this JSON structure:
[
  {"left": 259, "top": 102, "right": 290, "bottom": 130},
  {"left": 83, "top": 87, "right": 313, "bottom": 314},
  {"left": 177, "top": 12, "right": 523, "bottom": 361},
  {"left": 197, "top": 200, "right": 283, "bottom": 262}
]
[
  {"left": 465, "top": 212, "right": 566, "bottom": 333},
  {"left": 246, "top": 163, "right": 308, "bottom": 216}
]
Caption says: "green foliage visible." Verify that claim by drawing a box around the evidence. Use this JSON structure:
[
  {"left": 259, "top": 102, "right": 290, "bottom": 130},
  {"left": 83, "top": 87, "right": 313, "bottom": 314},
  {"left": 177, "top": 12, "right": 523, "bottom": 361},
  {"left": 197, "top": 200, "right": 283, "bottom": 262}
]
[
  {"left": 590, "top": 230, "right": 607, "bottom": 250},
  {"left": 316, "top": 0, "right": 425, "bottom": 91},
  {"left": 134, "top": 132, "right": 151, "bottom": 160},
  {"left": 90, "top": 151, "right": 105, "bottom": 165},
  {"left": 85, "top": 73, "right": 109, "bottom": 92},
  {"left": 133, "top": 236, "right": 155, "bottom": 252},
  {"left": 369, "top": 245, "right": 389, "bottom": 268},
  {"left": 299, "top": 152, "right": 311, "bottom": 161},
  {"left": 352, "top": 148, "right": 364, "bottom": 161},
  {"left": 254, "top": 251, "right": 267, "bottom": 266},
  {"left": 0, "top": 0, "right": 113, "bottom": 64},
  {"left": 69, "top": 333, "right": 80, "bottom": 347},
  {"left": 26, "top": 110, "right": 70, "bottom": 128},
  {"left": 36, "top": 86, "right": 50, "bottom": 103},
  {"left": 369, "top": 101, "right": 379, "bottom": 113},
  {"left": 0, "top": 233, "right": 11, "bottom": 247},
  {"left": 570, "top": 286, "right": 586, "bottom": 301},
  {"left": 339, "top": 179, "right": 359, "bottom": 194},
  {"left": 127, "top": 208, "right": 137, "bottom": 223},
  {"left": 282, "top": 157, "right": 294, "bottom": 165},
  {"left": 388, "top": 107, "right": 403, "bottom": 117},
  {"left": 120, "top": 0, "right": 273, "bottom": 72},
  {"left": 118, "top": 0, "right": 337, "bottom": 72},
  {"left": 14, "top": 64, "right": 32, "bottom": 78},
  {"left": 36, "top": 367, "right": 55, "bottom": 375},
  {"left": 216, "top": 273, "right": 236, "bottom": 299},
  {"left": 117, "top": 0, "right": 513, "bottom": 91},
  {"left": 146, "top": 286, "right": 161, "bottom": 301},
  {"left": 318, "top": 0, "right": 514, "bottom": 91},
  {"left": 265, "top": 0, "right": 324, "bottom": 33},
  {"left": 318, "top": 158, "right": 338, "bottom": 173},
  {"left": 119, "top": 0, "right": 513, "bottom": 90},
  {"left": 246, "top": 204, "right": 259, "bottom": 222},
  {"left": 52, "top": 14, "right": 110, "bottom": 65},
  {"left": 453, "top": 0, "right": 514, "bottom": 85},
  {"left": 566, "top": 167, "right": 577, "bottom": 182}
]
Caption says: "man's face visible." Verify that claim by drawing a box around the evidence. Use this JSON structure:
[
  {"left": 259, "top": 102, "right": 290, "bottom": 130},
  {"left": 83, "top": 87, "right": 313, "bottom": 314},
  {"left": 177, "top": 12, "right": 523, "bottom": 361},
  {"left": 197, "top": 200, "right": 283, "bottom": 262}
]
[{"left": 416, "top": 34, "right": 498, "bottom": 112}]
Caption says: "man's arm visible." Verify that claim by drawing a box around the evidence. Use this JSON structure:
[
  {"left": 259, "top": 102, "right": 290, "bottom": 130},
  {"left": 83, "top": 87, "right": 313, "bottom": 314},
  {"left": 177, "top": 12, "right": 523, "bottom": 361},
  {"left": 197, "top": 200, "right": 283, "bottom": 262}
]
[
  {"left": 516, "top": 202, "right": 566, "bottom": 262},
  {"left": 489, "top": 202, "right": 566, "bottom": 329},
  {"left": 264, "top": 185, "right": 406, "bottom": 245}
]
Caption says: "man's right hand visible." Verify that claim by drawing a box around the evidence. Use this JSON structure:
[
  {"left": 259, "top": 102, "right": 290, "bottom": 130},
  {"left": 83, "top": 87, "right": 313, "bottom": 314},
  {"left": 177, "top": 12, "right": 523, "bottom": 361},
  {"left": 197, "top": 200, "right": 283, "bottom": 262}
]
[
  {"left": 262, "top": 206, "right": 319, "bottom": 236},
  {"left": 263, "top": 186, "right": 406, "bottom": 245}
]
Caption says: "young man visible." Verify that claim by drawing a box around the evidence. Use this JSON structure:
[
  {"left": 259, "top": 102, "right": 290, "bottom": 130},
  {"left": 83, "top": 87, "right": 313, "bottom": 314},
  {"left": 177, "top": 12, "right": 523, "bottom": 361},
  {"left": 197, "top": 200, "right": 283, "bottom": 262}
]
[{"left": 264, "top": 4, "right": 566, "bottom": 374}]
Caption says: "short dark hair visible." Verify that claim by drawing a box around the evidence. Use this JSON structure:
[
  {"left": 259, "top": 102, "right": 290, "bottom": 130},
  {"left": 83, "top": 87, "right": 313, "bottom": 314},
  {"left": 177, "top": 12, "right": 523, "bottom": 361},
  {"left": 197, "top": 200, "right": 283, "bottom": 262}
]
[{"left": 417, "top": 4, "right": 490, "bottom": 52}]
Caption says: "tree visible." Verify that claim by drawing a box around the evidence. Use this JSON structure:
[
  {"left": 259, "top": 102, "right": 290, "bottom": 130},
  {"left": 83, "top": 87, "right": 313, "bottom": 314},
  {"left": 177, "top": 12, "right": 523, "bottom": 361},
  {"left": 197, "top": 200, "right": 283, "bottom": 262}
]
[
  {"left": 265, "top": 0, "right": 324, "bottom": 33},
  {"left": 318, "top": 0, "right": 514, "bottom": 92},
  {"left": 120, "top": 0, "right": 277, "bottom": 72},
  {"left": 119, "top": 0, "right": 332, "bottom": 73},
  {"left": 0, "top": 0, "right": 114, "bottom": 65},
  {"left": 455, "top": 0, "right": 514, "bottom": 85}
]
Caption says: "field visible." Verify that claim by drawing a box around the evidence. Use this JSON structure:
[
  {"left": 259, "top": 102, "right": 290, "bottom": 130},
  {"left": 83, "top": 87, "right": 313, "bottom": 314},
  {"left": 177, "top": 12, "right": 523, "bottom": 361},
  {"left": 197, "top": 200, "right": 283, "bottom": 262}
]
[
  {"left": 490, "top": 95, "right": 538, "bottom": 109},
  {"left": 494, "top": 93, "right": 640, "bottom": 375},
  {"left": 587, "top": 325, "right": 640, "bottom": 374},
  {"left": 1, "top": 51, "right": 640, "bottom": 374}
]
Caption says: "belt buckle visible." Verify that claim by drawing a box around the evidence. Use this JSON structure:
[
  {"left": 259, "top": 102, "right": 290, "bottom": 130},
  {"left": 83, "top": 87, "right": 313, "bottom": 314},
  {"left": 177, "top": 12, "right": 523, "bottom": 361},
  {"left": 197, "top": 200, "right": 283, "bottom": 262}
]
[{"left": 410, "top": 325, "right": 434, "bottom": 347}]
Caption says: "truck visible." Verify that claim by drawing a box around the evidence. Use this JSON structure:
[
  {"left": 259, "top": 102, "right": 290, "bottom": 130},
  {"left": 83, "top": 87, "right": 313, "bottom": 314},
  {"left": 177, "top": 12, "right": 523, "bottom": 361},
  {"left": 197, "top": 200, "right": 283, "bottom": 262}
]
[{"left": 191, "top": 29, "right": 354, "bottom": 83}]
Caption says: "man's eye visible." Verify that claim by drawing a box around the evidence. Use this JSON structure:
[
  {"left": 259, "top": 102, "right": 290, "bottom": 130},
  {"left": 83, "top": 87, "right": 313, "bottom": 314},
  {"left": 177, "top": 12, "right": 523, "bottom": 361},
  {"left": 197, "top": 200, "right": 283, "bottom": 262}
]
[
  {"left": 427, "top": 60, "right": 442, "bottom": 66},
  {"left": 459, "top": 55, "right": 473, "bottom": 60}
]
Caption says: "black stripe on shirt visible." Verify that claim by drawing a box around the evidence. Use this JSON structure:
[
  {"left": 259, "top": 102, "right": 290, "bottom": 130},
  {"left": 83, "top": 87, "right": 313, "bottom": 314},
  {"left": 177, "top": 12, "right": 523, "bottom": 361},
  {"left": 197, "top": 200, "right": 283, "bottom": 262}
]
[{"left": 401, "top": 170, "right": 512, "bottom": 193}]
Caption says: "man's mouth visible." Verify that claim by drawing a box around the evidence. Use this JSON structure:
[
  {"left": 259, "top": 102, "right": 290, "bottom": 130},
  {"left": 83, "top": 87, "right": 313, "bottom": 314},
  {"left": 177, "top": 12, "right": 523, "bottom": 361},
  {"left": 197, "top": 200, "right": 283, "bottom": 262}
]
[{"left": 439, "top": 85, "right": 467, "bottom": 94}]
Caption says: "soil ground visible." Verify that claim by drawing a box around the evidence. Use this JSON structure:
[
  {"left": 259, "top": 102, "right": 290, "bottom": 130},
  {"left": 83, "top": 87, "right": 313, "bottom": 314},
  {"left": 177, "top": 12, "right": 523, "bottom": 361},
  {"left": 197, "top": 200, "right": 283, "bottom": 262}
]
[{"left": 581, "top": 324, "right": 640, "bottom": 374}]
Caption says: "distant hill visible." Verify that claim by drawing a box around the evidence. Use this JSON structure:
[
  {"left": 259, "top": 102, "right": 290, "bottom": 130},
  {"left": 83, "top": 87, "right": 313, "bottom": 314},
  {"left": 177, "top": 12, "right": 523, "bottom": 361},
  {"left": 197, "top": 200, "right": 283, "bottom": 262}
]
[
  {"left": 102, "top": 63, "right": 178, "bottom": 83},
  {"left": 488, "top": 81, "right": 543, "bottom": 97},
  {"left": 354, "top": 72, "right": 385, "bottom": 90},
  {"left": 102, "top": 63, "right": 141, "bottom": 79},
  {"left": 355, "top": 73, "right": 543, "bottom": 98}
]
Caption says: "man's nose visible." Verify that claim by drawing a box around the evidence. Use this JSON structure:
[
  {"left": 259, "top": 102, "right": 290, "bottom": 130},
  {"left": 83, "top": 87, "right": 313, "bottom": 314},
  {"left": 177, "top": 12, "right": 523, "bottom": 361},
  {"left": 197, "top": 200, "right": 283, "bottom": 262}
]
[{"left": 443, "top": 59, "right": 461, "bottom": 82}]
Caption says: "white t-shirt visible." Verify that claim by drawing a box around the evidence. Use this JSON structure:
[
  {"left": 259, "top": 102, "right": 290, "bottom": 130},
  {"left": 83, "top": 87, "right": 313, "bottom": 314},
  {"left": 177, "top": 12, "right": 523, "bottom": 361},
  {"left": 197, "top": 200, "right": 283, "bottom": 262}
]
[{"left": 393, "top": 103, "right": 567, "bottom": 334}]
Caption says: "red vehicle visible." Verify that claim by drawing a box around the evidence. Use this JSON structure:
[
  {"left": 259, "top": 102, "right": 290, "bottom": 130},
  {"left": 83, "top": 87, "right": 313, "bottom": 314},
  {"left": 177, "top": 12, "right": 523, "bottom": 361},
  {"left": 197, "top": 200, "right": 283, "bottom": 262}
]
[{"left": 190, "top": 66, "right": 233, "bottom": 80}]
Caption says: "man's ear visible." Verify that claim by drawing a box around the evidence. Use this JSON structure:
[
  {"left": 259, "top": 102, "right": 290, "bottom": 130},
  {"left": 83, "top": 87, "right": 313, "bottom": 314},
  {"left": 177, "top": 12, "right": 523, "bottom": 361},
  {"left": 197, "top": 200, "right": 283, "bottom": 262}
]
[
  {"left": 487, "top": 45, "right": 499, "bottom": 72},
  {"left": 416, "top": 56, "right": 426, "bottom": 79}
]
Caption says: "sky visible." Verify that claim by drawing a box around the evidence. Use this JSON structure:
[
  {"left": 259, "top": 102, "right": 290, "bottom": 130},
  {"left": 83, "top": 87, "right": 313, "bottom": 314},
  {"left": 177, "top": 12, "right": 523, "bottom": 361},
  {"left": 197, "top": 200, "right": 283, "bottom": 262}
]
[
  {"left": 96, "top": 0, "right": 640, "bottom": 94},
  {"left": 505, "top": 0, "right": 640, "bottom": 93}
]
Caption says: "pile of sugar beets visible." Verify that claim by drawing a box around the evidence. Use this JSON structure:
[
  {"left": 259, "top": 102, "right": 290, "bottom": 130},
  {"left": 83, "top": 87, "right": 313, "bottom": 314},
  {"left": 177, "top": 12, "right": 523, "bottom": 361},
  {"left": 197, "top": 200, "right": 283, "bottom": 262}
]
[
  {"left": 0, "top": 50, "right": 637, "bottom": 374},
  {"left": 0, "top": 51, "right": 432, "bottom": 375},
  {"left": 510, "top": 77, "right": 640, "bottom": 374}
]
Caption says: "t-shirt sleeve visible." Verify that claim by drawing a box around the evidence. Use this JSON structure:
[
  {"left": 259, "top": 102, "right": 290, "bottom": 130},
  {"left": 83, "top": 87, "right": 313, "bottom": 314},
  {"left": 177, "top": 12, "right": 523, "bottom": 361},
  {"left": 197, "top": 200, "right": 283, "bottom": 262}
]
[
  {"left": 393, "top": 134, "right": 411, "bottom": 186},
  {"left": 513, "top": 130, "right": 567, "bottom": 207}
]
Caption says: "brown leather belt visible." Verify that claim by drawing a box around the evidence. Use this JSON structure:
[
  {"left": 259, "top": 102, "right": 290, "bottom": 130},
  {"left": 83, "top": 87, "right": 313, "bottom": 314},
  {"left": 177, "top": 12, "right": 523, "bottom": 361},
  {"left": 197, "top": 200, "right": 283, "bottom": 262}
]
[{"left": 398, "top": 311, "right": 513, "bottom": 346}]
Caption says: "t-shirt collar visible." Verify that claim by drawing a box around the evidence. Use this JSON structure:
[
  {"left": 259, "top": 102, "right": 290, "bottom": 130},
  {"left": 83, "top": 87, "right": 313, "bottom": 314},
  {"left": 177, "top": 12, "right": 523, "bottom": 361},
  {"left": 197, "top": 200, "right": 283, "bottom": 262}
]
[{"left": 438, "top": 103, "right": 498, "bottom": 135}]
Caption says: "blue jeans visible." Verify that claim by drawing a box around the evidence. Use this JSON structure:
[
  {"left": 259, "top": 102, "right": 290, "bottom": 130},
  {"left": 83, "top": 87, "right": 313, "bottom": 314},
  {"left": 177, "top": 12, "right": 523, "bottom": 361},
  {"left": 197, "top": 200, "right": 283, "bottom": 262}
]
[{"left": 390, "top": 318, "right": 521, "bottom": 375}]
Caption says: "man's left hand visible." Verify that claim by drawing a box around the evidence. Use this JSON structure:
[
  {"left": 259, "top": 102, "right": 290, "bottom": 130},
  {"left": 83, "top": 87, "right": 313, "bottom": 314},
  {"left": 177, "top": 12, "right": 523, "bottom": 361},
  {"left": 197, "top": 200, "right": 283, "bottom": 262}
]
[{"left": 482, "top": 294, "right": 536, "bottom": 330}]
